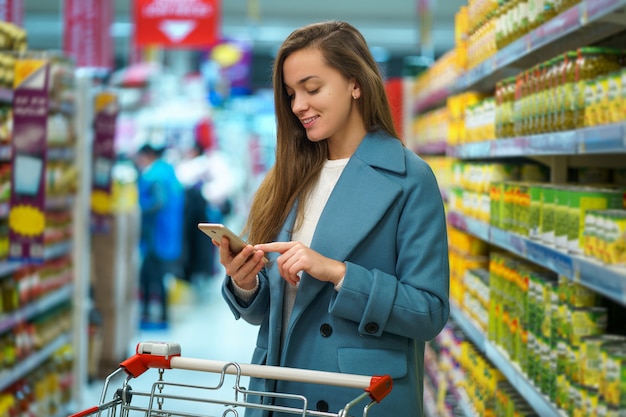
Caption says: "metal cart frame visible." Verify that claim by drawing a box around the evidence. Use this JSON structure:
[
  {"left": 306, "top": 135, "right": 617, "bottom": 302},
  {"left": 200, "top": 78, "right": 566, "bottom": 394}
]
[{"left": 70, "top": 341, "right": 393, "bottom": 417}]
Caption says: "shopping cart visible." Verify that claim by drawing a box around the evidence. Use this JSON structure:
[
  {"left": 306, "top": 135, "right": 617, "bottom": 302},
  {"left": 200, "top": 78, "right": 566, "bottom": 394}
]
[{"left": 70, "top": 341, "right": 393, "bottom": 417}]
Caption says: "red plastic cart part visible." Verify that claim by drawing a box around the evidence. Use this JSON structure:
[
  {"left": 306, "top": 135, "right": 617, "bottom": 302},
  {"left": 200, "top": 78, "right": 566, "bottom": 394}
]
[
  {"left": 366, "top": 375, "right": 393, "bottom": 403},
  {"left": 120, "top": 351, "right": 181, "bottom": 377},
  {"left": 68, "top": 406, "right": 99, "bottom": 417}
]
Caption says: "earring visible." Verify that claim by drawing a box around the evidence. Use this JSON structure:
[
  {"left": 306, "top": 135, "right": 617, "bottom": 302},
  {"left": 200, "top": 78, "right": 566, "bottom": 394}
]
[{"left": 353, "top": 94, "right": 357, "bottom": 99}]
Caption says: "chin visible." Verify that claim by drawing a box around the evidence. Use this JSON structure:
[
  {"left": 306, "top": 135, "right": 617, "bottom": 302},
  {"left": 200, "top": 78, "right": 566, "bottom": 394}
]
[{"left": 305, "top": 132, "right": 327, "bottom": 143}]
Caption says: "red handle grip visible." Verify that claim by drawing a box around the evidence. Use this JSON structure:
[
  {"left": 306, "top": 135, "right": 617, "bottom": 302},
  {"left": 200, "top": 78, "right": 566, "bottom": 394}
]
[
  {"left": 120, "top": 352, "right": 179, "bottom": 377},
  {"left": 366, "top": 375, "right": 393, "bottom": 403},
  {"left": 120, "top": 342, "right": 182, "bottom": 377}
]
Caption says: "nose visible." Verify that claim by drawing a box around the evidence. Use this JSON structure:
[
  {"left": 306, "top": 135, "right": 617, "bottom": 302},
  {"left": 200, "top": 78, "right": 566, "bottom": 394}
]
[{"left": 291, "top": 93, "right": 307, "bottom": 113}]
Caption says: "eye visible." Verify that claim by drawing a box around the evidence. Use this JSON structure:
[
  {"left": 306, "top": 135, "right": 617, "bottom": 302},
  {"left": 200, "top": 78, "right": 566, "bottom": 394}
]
[{"left": 308, "top": 88, "right": 320, "bottom": 95}]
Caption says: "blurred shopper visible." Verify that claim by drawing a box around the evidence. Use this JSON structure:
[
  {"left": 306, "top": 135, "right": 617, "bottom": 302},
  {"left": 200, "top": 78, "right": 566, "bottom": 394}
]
[
  {"left": 135, "top": 144, "right": 184, "bottom": 328},
  {"left": 191, "top": 117, "right": 238, "bottom": 222},
  {"left": 217, "top": 21, "right": 449, "bottom": 417},
  {"left": 176, "top": 140, "right": 214, "bottom": 284},
  {"left": 176, "top": 118, "right": 238, "bottom": 283}
]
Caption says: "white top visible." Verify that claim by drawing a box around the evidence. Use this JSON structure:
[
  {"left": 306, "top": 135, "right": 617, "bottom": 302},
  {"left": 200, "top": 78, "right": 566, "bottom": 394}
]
[{"left": 283, "top": 158, "right": 349, "bottom": 340}]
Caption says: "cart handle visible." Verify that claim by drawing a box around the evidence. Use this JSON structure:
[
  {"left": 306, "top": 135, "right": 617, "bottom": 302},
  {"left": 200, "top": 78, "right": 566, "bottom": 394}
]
[
  {"left": 120, "top": 342, "right": 393, "bottom": 403},
  {"left": 172, "top": 356, "right": 393, "bottom": 402}
]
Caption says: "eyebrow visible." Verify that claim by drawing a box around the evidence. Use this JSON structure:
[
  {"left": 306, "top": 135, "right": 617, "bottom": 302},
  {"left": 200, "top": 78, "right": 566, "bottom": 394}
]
[{"left": 284, "top": 75, "right": 320, "bottom": 89}]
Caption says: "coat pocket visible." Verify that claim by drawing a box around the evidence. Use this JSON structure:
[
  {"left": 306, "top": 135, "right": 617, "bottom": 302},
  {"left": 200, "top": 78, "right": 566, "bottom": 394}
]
[{"left": 337, "top": 347, "right": 407, "bottom": 379}]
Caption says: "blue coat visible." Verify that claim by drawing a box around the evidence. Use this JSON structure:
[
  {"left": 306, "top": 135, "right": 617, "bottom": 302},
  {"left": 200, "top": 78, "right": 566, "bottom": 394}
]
[{"left": 222, "top": 131, "right": 450, "bottom": 416}]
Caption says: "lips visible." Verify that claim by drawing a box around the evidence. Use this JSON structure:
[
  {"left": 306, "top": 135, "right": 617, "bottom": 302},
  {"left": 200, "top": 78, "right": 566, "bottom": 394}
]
[{"left": 301, "top": 116, "right": 319, "bottom": 127}]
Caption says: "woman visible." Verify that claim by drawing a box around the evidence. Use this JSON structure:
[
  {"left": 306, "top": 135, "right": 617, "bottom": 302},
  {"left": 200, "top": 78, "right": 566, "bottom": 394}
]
[{"left": 219, "top": 20, "right": 449, "bottom": 417}]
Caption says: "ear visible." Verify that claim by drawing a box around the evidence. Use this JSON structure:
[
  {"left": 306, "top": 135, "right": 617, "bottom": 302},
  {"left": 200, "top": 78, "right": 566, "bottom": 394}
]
[{"left": 350, "top": 79, "right": 361, "bottom": 100}]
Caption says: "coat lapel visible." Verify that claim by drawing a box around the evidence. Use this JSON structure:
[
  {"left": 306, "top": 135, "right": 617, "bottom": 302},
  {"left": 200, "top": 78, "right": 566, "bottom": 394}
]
[
  {"left": 287, "top": 132, "right": 406, "bottom": 328},
  {"left": 266, "top": 209, "right": 296, "bottom": 366}
]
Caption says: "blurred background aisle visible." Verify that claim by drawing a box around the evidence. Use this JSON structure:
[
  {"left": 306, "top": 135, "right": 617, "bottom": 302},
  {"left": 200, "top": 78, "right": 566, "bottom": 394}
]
[{"left": 82, "top": 267, "right": 259, "bottom": 415}]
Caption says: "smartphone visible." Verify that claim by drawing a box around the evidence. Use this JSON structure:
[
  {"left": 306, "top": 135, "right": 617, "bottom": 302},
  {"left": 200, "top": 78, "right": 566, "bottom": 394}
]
[{"left": 197, "top": 223, "right": 268, "bottom": 263}]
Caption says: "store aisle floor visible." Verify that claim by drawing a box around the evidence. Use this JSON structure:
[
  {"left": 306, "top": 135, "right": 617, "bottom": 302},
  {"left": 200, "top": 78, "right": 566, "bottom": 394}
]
[{"left": 79, "top": 273, "right": 259, "bottom": 416}]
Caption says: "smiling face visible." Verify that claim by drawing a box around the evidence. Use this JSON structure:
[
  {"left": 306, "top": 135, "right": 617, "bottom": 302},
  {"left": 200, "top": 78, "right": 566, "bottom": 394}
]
[{"left": 283, "top": 47, "right": 366, "bottom": 159}]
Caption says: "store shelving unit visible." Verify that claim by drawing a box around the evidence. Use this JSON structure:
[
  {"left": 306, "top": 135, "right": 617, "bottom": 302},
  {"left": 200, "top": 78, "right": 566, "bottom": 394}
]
[
  {"left": 449, "top": 304, "right": 566, "bottom": 417},
  {"left": 448, "top": 122, "right": 626, "bottom": 158},
  {"left": 0, "top": 58, "right": 87, "bottom": 414},
  {"left": 413, "top": 1, "right": 626, "bottom": 416},
  {"left": 0, "top": 332, "right": 71, "bottom": 393}
]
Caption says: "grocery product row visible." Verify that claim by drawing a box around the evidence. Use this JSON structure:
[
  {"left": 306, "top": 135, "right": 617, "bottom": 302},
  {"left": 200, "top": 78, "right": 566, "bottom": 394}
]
[
  {"left": 412, "top": 0, "right": 626, "bottom": 113},
  {"left": 0, "top": 342, "right": 73, "bottom": 417},
  {"left": 412, "top": 52, "right": 626, "bottom": 152},
  {"left": 440, "top": 227, "right": 626, "bottom": 416},
  {"left": 425, "top": 322, "right": 545, "bottom": 417}
]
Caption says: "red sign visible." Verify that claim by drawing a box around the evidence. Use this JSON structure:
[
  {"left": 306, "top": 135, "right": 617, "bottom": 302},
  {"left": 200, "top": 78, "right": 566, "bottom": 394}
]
[
  {"left": 63, "top": 0, "right": 114, "bottom": 68},
  {"left": 384, "top": 77, "right": 404, "bottom": 139},
  {"left": 134, "top": 0, "right": 221, "bottom": 48},
  {"left": 0, "top": 0, "right": 23, "bottom": 26}
]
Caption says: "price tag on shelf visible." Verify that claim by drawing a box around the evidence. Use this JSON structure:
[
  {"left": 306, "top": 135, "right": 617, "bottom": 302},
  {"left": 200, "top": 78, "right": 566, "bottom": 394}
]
[
  {"left": 8, "top": 58, "right": 50, "bottom": 263},
  {"left": 585, "top": 0, "right": 623, "bottom": 22}
]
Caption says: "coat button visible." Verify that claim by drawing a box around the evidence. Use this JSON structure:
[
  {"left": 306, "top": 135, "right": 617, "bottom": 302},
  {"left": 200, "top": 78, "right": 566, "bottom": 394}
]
[
  {"left": 364, "top": 322, "right": 379, "bottom": 334},
  {"left": 316, "top": 400, "right": 329, "bottom": 412},
  {"left": 320, "top": 323, "right": 333, "bottom": 337}
]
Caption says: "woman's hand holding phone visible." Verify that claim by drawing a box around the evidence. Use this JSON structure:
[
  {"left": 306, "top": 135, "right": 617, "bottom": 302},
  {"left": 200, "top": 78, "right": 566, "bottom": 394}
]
[
  {"left": 218, "top": 236, "right": 266, "bottom": 290},
  {"left": 198, "top": 223, "right": 267, "bottom": 290}
]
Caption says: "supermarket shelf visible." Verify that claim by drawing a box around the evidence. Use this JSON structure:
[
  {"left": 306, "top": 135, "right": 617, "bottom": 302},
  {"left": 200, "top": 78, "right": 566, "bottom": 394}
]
[
  {"left": 0, "top": 260, "right": 19, "bottom": 277},
  {"left": 46, "top": 195, "right": 75, "bottom": 210},
  {"left": 43, "top": 240, "right": 73, "bottom": 259},
  {"left": 455, "top": 0, "right": 626, "bottom": 93},
  {"left": 0, "top": 240, "right": 73, "bottom": 277},
  {"left": 577, "top": 123, "right": 626, "bottom": 153},
  {"left": 0, "top": 144, "right": 10, "bottom": 160},
  {"left": 416, "top": 141, "right": 448, "bottom": 155},
  {"left": 0, "top": 331, "right": 71, "bottom": 392},
  {"left": 447, "top": 123, "right": 626, "bottom": 159},
  {"left": 0, "top": 196, "right": 76, "bottom": 219},
  {"left": 49, "top": 100, "right": 76, "bottom": 116},
  {"left": 0, "top": 144, "right": 76, "bottom": 161},
  {"left": 455, "top": 389, "right": 477, "bottom": 417},
  {"left": 413, "top": 86, "right": 451, "bottom": 114},
  {"left": 448, "top": 211, "right": 626, "bottom": 305},
  {"left": 449, "top": 301, "right": 486, "bottom": 352},
  {"left": 450, "top": 304, "right": 565, "bottom": 417},
  {"left": 48, "top": 146, "right": 76, "bottom": 161},
  {"left": 447, "top": 211, "right": 490, "bottom": 243},
  {"left": 0, "top": 88, "right": 12, "bottom": 103},
  {"left": 0, "top": 283, "right": 73, "bottom": 334}
]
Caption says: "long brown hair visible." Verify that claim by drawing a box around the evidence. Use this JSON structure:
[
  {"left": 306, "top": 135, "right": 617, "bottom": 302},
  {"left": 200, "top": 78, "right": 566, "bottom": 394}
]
[{"left": 244, "top": 20, "right": 400, "bottom": 245}]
